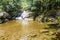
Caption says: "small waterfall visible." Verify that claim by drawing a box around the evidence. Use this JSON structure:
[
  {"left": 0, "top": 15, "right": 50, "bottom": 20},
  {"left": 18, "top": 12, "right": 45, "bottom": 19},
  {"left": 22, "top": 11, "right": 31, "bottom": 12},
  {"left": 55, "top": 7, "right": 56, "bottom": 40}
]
[
  {"left": 16, "top": 11, "right": 29, "bottom": 20},
  {"left": 16, "top": 11, "right": 33, "bottom": 24},
  {"left": 16, "top": 10, "right": 33, "bottom": 20},
  {"left": 21, "top": 11, "right": 29, "bottom": 19}
]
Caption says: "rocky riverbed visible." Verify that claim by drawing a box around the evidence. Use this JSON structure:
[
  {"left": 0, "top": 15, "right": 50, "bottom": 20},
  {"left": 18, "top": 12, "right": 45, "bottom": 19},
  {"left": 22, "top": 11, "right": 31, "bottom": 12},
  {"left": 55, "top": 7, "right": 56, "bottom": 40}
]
[{"left": 0, "top": 20, "right": 58, "bottom": 40}]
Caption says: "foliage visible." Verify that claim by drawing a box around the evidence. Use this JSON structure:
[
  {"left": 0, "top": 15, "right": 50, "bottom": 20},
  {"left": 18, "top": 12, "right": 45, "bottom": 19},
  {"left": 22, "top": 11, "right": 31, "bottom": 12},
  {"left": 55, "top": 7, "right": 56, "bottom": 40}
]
[
  {"left": 0, "top": 0, "right": 22, "bottom": 16},
  {"left": 0, "top": 0, "right": 60, "bottom": 21},
  {"left": 29, "top": 0, "right": 60, "bottom": 21}
]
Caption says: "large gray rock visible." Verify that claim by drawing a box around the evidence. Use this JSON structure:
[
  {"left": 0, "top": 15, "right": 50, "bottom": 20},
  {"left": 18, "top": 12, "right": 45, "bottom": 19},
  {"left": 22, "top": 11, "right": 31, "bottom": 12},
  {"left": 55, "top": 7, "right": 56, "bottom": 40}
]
[
  {"left": 0, "top": 12, "right": 11, "bottom": 23},
  {"left": 0, "top": 12, "right": 10, "bottom": 18}
]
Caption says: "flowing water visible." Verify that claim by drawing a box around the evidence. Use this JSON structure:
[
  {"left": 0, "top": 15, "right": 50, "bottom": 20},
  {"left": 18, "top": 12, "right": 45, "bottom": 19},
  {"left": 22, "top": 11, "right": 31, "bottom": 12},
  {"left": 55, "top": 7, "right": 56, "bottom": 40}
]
[{"left": 0, "top": 20, "right": 48, "bottom": 40}]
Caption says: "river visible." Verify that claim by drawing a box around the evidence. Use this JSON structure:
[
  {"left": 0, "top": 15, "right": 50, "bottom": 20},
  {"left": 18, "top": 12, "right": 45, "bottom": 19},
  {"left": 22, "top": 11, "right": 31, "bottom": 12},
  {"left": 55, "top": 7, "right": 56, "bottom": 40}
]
[{"left": 0, "top": 20, "right": 55, "bottom": 40}]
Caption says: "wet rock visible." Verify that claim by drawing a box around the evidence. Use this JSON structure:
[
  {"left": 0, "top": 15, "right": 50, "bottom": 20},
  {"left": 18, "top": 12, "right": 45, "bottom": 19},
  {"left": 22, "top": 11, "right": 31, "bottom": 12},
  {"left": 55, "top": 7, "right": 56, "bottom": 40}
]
[
  {"left": 0, "top": 12, "right": 16, "bottom": 23},
  {"left": 56, "top": 32, "right": 60, "bottom": 40},
  {"left": 31, "top": 34, "right": 37, "bottom": 38},
  {"left": 0, "top": 19, "right": 3, "bottom": 24},
  {"left": 40, "top": 29, "right": 49, "bottom": 33},
  {"left": 49, "top": 31, "right": 56, "bottom": 35},
  {"left": 27, "top": 31, "right": 40, "bottom": 39},
  {"left": 0, "top": 30, "right": 5, "bottom": 36},
  {"left": 0, "top": 19, "right": 9, "bottom": 24},
  {"left": 4, "top": 19, "right": 9, "bottom": 22},
  {"left": 0, "top": 12, "right": 11, "bottom": 23},
  {"left": 0, "top": 12, "right": 10, "bottom": 18}
]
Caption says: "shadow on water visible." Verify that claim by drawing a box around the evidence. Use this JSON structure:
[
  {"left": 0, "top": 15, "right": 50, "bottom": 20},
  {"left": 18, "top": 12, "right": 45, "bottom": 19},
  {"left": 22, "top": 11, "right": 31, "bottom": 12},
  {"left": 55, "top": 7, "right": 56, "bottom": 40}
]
[{"left": 47, "top": 23, "right": 60, "bottom": 29}]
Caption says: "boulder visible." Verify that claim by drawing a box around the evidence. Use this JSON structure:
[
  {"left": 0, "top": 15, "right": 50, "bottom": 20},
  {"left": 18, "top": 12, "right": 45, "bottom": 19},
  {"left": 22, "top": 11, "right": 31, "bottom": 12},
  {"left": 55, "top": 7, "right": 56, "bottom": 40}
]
[
  {"left": 0, "top": 12, "right": 11, "bottom": 23},
  {"left": 0, "top": 12, "right": 10, "bottom": 18}
]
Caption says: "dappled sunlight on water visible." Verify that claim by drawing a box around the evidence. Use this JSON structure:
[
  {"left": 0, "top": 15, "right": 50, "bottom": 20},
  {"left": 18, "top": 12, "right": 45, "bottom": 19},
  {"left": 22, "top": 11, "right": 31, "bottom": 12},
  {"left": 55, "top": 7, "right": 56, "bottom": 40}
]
[{"left": 0, "top": 20, "right": 49, "bottom": 40}]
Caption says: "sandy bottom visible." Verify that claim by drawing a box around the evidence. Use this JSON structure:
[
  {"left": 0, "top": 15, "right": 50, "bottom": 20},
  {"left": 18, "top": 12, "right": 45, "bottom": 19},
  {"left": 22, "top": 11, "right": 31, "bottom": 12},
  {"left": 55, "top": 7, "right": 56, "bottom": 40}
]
[{"left": 0, "top": 20, "right": 56, "bottom": 40}]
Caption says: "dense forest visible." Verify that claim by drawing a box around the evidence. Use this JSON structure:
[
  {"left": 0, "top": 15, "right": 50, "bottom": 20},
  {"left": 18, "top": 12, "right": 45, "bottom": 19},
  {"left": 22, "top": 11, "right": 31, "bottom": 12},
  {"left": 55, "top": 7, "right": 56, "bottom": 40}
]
[{"left": 0, "top": 0, "right": 60, "bottom": 22}]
